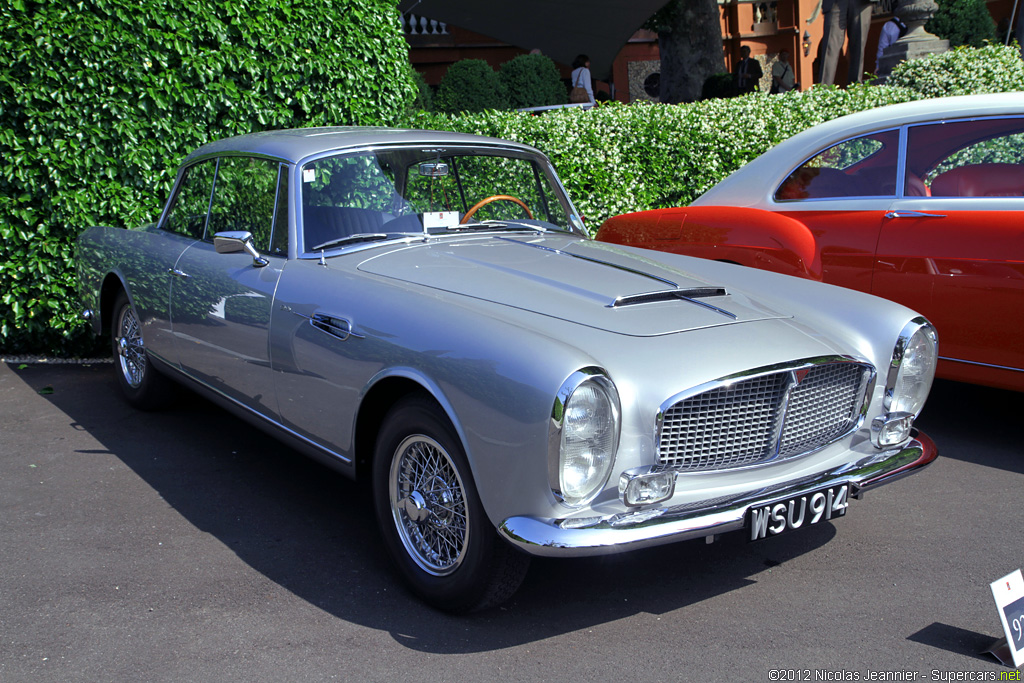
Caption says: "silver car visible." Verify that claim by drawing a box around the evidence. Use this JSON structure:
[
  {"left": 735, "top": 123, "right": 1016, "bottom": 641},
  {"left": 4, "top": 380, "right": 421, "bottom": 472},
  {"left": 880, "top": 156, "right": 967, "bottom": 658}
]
[{"left": 77, "top": 127, "right": 939, "bottom": 612}]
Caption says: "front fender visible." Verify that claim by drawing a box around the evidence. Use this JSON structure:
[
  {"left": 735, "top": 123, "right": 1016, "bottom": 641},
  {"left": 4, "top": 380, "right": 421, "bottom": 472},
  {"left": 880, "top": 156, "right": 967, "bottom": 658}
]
[{"left": 596, "top": 206, "right": 822, "bottom": 281}]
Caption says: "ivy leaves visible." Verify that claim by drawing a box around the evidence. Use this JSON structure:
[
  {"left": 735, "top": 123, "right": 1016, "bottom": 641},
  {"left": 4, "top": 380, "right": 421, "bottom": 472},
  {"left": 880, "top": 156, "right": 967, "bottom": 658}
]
[{"left": 0, "top": 0, "right": 417, "bottom": 355}]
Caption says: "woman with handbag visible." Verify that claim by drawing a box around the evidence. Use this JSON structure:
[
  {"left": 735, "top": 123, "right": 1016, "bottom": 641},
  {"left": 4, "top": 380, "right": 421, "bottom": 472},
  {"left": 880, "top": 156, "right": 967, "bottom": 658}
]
[{"left": 569, "top": 54, "right": 594, "bottom": 104}]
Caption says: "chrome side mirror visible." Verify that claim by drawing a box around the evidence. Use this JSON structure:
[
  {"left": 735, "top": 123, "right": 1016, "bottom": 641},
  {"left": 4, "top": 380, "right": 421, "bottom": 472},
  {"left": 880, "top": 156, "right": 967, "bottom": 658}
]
[{"left": 213, "top": 231, "right": 269, "bottom": 267}]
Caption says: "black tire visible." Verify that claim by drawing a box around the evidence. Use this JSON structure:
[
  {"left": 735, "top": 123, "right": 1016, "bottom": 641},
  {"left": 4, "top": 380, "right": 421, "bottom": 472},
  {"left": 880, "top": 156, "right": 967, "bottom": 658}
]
[
  {"left": 372, "top": 396, "right": 530, "bottom": 613},
  {"left": 110, "top": 290, "right": 174, "bottom": 410}
]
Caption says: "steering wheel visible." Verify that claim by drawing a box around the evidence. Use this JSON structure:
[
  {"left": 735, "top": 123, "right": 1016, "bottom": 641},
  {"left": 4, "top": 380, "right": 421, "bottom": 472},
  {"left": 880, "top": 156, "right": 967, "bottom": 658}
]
[{"left": 460, "top": 195, "right": 534, "bottom": 224}]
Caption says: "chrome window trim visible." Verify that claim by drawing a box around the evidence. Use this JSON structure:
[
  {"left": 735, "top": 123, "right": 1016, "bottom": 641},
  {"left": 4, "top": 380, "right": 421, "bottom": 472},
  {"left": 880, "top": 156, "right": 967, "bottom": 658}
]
[
  {"left": 895, "top": 124, "right": 909, "bottom": 198},
  {"left": 654, "top": 356, "right": 877, "bottom": 475},
  {"left": 157, "top": 158, "right": 219, "bottom": 238},
  {"left": 268, "top": 162, "right": 288, "bottom": 255},
  {"left": 774, "top": 114, "right": 1024, "bottom": 205},
  {"left": 548, "top": 367, "right": 621, "bottom": 508}
]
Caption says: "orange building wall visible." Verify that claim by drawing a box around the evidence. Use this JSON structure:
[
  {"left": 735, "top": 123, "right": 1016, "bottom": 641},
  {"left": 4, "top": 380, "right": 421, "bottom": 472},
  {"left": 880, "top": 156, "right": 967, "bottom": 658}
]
[{"left": 407, "top": 0, "right": 1020, "bottom": 103}]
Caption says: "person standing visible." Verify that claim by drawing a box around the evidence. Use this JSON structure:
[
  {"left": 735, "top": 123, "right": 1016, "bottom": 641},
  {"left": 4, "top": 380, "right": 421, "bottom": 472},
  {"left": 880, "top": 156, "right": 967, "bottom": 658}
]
[
  {"left": 734, "top": 46, "right": 764, "bottom": 94},
  {"left": 771, "top": 50, "right": 797, "bottom": 93},
  {"left": 818, "top": 0, "right": 875, "bottom": 85},
  {"left": 875, "top": 15, "right": 907, "bottom": 64},
  {"left": 569, "top": 54, "right": 594, "bottom": 104}
]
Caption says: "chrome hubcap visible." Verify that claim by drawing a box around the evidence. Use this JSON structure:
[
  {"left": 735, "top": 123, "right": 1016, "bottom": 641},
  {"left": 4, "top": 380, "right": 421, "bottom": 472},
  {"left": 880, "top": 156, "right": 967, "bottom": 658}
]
[{"left": 390, "top": 435, "right": 469, "bottom": 576}]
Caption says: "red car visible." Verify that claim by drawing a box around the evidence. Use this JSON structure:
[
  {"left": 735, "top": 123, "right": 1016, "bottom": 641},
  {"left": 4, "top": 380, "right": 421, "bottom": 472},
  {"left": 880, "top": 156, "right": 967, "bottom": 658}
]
[{"left": 597, "top": 93, "right": 1024, "bottom": 392}]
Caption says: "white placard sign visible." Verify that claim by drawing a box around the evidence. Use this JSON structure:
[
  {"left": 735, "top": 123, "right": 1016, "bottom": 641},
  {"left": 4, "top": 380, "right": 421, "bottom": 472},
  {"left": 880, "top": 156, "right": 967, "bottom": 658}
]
[
  {"left": 423, "top": 211, "right": 459, "bottom": 230},
  {"left": 990, "top": 568, "right": 1024, "bottom": 668}
]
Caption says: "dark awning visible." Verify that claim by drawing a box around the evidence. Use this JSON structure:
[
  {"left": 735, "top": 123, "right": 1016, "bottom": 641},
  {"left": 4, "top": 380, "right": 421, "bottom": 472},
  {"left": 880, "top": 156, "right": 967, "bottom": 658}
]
[{"left": 398, "top": 0, "right": 667, "bottom": 80}]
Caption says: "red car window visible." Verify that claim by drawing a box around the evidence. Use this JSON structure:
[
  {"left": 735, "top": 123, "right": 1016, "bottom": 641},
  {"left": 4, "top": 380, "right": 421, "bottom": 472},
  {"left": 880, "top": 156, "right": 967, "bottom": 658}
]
[
  {"left": 906, "top": 117, "right": 1024, "bottom": 196},
  {"left": 775, "top": 130, "right": 900, "bottom": 200}
]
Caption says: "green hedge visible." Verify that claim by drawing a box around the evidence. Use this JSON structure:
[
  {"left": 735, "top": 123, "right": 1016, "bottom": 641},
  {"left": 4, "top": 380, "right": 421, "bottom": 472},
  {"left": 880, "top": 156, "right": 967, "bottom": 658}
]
[
  {"left": 410, "top": 45, "right": 1023, "bottom": 231},
  {"left": 927, "top": 0, "right": 997, "bottom": 47},
  {"left": 0, "top": 0, "right": 416, "bottom": 355},
  {"left": 498, "top": 54, "right": 567, "bottom": 109},
  {"left": 407, "top": 85, "right": 920, "bottom": 227},
  {"left": 434, "top": 59, "right": 509, "bottom": 114},
  {"left": 886, "top": 43, "right": 1024, "bottom": 96}
]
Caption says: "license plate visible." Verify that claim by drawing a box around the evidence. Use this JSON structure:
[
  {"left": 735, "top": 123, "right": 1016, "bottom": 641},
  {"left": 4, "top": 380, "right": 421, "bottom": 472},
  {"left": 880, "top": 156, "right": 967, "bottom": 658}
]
[{"left": 748, "top": 484, "right": 849, "bottom": 542}]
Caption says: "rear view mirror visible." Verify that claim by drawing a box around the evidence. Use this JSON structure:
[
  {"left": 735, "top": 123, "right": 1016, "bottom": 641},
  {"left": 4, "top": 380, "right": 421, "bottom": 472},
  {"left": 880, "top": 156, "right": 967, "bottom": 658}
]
[{"left": 419, "top": 162, "right": 449, "bottom": 178}]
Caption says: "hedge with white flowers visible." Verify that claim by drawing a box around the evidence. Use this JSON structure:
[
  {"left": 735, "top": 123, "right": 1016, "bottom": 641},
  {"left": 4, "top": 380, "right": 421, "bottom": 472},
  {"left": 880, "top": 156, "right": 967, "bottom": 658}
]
[{"left": 410, "top": 44, "right": 1024, "bottom": 232}]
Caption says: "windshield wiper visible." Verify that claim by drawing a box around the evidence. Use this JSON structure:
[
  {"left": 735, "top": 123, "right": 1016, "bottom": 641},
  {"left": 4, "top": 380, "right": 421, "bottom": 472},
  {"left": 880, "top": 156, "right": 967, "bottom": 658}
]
[
  {"left": 312, "top": 233, "right": 391, "bottom": 251},
  {"left": 453, "top": 220, "right": 556, "bottom": 233}
]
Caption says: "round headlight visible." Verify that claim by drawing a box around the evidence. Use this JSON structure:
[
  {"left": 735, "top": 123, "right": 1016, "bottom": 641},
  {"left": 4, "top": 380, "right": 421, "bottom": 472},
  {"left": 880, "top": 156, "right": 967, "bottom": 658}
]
[
  {"left": 889, "top": 320, "right": 938, "bottom": 417},
  {"left": 556, "top": 375, "right": 619, "bottom": 507}
]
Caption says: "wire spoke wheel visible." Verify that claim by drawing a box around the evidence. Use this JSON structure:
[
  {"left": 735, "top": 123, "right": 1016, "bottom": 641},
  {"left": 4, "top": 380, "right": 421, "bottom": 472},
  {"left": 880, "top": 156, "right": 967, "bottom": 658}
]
[
  {"left": 115, "top": 300, "right": 146, "bottom": 389},
  {"left": 373, "top": 396, "right": 530, "bottom": 612},
  {"left": 109, "top": 289, "right": 173, "bottom": 410},
  {"left": 389, "top": 434, "right": 469, "bottom": 576}
]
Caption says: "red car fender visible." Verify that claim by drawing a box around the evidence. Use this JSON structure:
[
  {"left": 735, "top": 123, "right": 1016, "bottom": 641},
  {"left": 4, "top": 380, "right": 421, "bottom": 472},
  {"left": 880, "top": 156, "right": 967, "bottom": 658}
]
[{"left": 596, "top": 206, "right": 822, "bottom": 281}]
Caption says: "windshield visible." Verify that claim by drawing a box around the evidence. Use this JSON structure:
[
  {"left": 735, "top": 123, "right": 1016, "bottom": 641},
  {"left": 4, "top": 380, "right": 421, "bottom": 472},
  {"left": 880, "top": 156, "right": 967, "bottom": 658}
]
[{"left": 299, "top": 145, "right": 581, "bottom": 252}]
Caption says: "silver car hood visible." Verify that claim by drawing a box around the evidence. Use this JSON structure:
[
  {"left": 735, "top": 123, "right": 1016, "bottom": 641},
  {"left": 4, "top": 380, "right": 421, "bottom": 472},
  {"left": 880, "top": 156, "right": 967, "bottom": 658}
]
[{"left": 356, "top": 234, "right": 789, "bottom": 336}]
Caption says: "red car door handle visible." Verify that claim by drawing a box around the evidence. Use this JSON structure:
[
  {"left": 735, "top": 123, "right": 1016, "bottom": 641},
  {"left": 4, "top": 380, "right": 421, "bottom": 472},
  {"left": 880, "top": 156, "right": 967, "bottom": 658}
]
[{"left": 885, "top": 210, "right": 947, "bottom": 219}]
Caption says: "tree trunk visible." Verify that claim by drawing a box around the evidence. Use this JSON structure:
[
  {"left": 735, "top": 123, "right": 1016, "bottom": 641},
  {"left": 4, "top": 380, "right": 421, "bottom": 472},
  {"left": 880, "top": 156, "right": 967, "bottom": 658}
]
[{"left": 658, "top": 0, "right": 727, "bottom": 103}]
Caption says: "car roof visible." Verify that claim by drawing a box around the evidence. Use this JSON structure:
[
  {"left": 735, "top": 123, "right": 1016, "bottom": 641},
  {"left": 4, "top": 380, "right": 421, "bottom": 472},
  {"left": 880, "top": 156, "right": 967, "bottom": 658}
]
[
  {"left": 182, "top": 126, "right": 543, "bottom": 166},
  {"left": 693, "top": 92, "right": 1024, "bottom": 207}
]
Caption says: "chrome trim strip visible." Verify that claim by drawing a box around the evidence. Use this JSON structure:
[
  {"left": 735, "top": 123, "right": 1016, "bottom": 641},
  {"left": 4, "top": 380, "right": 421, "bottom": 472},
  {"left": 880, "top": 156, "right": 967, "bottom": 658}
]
[
  {"left": 939, "top": 355, "right": 1024, "bottom": 373},
  {"left": 895, "top": 124, "right": 908, "bottom": 198},
  {"left": 608, "top": 288, "right": 736, "bottom": 319},
  {"left": 499, "top": 430, "right": 937, "bottom": 557},
  {"left": 609, "top": 287, "right": 727, "bottom": 307}
]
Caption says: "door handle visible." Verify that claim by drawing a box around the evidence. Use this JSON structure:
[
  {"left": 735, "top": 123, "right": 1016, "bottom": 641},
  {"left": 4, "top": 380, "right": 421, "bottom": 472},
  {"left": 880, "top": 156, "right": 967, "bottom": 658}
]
[
  {"left": 168, "top": 268, "right": 192, "bottom": 278},
  {"left": 291, "top": 310, "right": 364, "bottom": 341},
  {"left": 885, "top": 210, "right": 947, "bottom": 219}
]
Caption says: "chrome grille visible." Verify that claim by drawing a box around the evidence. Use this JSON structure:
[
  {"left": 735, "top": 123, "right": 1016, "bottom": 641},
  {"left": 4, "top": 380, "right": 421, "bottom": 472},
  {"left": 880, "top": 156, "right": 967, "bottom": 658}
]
[{"left": 658, "top": 361, "right": 871, "bottom": 472}]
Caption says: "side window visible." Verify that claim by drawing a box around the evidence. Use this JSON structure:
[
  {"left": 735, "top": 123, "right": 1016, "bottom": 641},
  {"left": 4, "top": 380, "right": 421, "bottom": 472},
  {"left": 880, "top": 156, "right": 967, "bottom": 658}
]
[
  {"left": 908, "top": 118, "right": 1024, "bottom": 198},
  {"left": 775, "top": 130, "right": 900, "bottom": 201},
  {"left": 206, "top": 157, "right": 281, "bottom": 252},
  {"left": 162, "top": 161, "right": 216, "bottom": 239}
]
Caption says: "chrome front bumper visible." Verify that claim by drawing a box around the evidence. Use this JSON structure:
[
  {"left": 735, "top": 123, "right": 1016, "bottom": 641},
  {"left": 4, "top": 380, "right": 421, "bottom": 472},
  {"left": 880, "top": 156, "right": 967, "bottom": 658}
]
[{"left": 498, "top": 430, "right": 937, "bottom": 557}]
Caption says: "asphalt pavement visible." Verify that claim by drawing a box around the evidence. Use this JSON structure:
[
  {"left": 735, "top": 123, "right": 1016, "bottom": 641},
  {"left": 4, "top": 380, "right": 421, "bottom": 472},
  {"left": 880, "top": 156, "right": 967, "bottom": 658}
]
[{"left": 1, "top": 360, "right": 1022, "bottom": 682}]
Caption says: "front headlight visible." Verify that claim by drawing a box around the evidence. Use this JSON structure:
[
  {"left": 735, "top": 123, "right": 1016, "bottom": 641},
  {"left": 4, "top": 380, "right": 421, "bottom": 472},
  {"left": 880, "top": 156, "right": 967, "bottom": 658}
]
[
  {"left": 551, "top": 370, "right": 620, "bottom": 507},
  {"left": 873, "top": 318, "right": 937, "bottom": 447},
  {"left": 889, "top": 321, "right": 938, "bottom": 416}
]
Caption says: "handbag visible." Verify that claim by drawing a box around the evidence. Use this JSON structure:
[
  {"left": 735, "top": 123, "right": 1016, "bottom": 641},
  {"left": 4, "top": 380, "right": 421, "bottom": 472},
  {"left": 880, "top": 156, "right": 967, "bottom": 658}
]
[{"left": 569, "top": 70, "right": 590, "bottom": 103}]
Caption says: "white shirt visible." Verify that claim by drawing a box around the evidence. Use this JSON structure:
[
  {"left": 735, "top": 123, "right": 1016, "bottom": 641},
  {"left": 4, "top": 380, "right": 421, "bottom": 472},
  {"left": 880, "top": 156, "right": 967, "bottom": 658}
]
[{"left": 571, "top": 66, "right": 594, "bottom": 103}]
